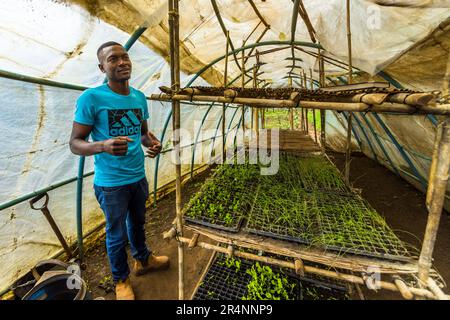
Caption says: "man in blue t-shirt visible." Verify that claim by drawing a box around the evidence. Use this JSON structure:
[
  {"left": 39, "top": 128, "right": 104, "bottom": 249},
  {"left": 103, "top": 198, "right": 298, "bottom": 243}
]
[{"left": 70, "top": 41, "right": 169, "bottom": 300}]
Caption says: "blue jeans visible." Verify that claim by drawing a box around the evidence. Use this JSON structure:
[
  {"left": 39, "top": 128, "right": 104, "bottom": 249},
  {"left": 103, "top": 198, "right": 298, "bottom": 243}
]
[{"left": 94, "top": 177, "right": 151, "bottom": 283}]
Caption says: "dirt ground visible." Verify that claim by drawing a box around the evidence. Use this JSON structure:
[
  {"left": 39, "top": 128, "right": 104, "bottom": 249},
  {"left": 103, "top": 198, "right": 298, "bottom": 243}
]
[
  {"left": 82, "top": 151, "right": 450, "bottom": 300},
  {"left": 82, "top": 168, "right": 216, "bottom": 300},
  {"left": 329, "top": 151, "right": 450, "bottom": 299}
]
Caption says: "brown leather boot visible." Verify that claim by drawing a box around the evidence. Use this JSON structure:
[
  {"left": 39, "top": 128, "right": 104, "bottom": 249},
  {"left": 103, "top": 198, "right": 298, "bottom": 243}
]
[
  {"left": 115, "top": 278, "right": 135, "bottom": 300},
  {"left": 133, "top": 254, "right": 170, "bottom": 276}
]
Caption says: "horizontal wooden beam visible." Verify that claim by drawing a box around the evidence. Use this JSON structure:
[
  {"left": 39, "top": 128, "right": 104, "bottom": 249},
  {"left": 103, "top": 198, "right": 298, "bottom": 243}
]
[{"left": 149, "top": 93, "right": 450, "bottom": 115}]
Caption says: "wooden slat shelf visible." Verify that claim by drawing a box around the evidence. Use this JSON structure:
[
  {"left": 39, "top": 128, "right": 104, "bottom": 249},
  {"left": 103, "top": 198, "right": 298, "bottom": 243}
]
[{"left": 183, "top": 223, "right": 419, "bottom": 275}]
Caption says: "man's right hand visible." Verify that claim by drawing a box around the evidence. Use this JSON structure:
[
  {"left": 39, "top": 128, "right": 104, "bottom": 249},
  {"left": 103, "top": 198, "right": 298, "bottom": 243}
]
[{"left": 102, "top": 136, "right": 133, "bottom": 156}]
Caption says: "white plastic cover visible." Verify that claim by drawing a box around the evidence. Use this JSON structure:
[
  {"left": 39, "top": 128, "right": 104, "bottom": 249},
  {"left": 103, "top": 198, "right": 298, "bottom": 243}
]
[{"left": 0, "top": 0, "right": 449, "bottom": 292}]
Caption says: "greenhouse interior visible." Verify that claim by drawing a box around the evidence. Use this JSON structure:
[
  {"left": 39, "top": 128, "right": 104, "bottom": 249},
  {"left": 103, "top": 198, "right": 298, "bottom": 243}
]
[{"left": 0, "top": 0, "right": 449, "bottom": 301}]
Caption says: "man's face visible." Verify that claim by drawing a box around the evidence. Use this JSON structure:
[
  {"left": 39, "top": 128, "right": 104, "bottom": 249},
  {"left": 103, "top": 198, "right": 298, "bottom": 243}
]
[{"left": 98, "top": 45, "right": 132, "bottom": 82}]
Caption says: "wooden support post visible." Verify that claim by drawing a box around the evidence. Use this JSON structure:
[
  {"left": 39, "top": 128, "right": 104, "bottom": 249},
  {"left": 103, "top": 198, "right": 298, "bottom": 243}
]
[
  {"left": 298, "top": 108, "right": 305, "bottom": 132},
  {"left": 310, "top": 68, "right": 318, "bottom": 143},
  {"left": 418, "top": 118, "right": 450, "bottom": 286},
  {"left": 318, "top": 48, "right": 326, "bottom": 149},
  {"left": 346, "top": 0, "right": 353, "bottom": 84},
  {"left": 253, "top": 54, "right": 260, "bottom": 145},
  {"left": 241, "top": 42, "right": 245, "bottom": 134},
  {"left": 302, "top": 71, "right": 309, "bottom": 133},
  {"left": 168, "top": 0, "right": 184, "bottom": 300},
  {"left": 261, "top": 108, "right": 265, "bottom": 129},
  {"left": 222, "top": 30, "right": 230, "bottom": 164},
  {"left": 345, "top": 113, "right": 352, "bottom": 184},
  {"left": 288, "top": 76, "right": 294, "bottom": 130},
  {"left": 252, "top": 66, "right": 259, "bottom": 136}
]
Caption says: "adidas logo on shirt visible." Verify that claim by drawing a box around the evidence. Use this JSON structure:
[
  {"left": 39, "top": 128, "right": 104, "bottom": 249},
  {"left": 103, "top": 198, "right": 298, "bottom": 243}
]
[{"left": 108, "top": 109, "right": 142, "bottom": 137}]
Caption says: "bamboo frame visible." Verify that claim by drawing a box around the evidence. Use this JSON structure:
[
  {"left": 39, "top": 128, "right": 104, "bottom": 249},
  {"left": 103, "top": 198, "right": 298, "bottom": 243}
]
[
  {"left": 344, "top": 2, "right": 353, "bottom": 183},
  {"left": 150, "top": 93, "right": 450, "bottom": 115},
  {"left": 161, "top": 2, "right": 450, "bottom": 301},
  {"left": 346, "top": 0, "right": 353, "bottom": 84},
  {"left": 345, "top": 113, "right": 353, "bottom": 184},
  {"left": 168, "top": 0, "right": 184, "bottom": 300},
  {"left": 222, "top": 31, "right": 230, "bottom": 163},
  {"left": 418, "top": 118, "right": 450, "bottom": 286},
  {"left": 170, "top": 230, "right": 449, "bottom": 300},
  {"left": 318, "top": 48, "right": 326, "bottom": 150}
]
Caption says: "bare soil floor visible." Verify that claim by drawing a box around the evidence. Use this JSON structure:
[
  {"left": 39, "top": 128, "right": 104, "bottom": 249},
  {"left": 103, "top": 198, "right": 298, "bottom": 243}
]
[
  {"left": 329, "top": 151, "right": 450, "bottom": 299},
  {"left": 83, "top": 168, "right": 215, "bottom": 300},
  {"left": 83, "top": 152, "right": 450, "bottom": 300}
]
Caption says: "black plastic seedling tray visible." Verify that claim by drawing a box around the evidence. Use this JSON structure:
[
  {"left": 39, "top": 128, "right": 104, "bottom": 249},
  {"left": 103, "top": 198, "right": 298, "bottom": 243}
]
[
  {"left": 193, "top": 255, "right": 302, "bottom": 300},
  {"left": 193, "top": 254, "right": 350, "bottom": 300}
]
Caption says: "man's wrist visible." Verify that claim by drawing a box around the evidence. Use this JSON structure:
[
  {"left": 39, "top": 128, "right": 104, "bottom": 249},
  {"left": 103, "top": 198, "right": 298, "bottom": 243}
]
[{"left": 99, "top": 140, "right": 106, "bottom": 153}]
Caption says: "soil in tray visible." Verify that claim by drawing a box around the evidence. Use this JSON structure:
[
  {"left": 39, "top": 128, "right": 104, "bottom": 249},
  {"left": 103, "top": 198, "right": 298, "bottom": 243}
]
[
  {"left": 193, "top": 254, "right": 349, "bottom": 300},
  {"left": 184, "top": 163, "right": 260, "bottom": 231}
]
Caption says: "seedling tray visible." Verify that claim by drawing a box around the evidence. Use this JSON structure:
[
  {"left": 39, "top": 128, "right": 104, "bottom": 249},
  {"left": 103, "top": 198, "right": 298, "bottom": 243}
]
[
  {"left": 193, "top": 254, "right": 350, "bottom": 300},
  {"left": 183, "top": 163, "right": 260, "bottom": 233},
  {"left": 314, "top": 192, "right": 416, "bottom": 262},
  {"left": 193, "top": 255, "right": 253, "bottom": 300},
  {"left": 276, "top": 153, "right": 353, "bottom": 194},
  {"left": 243, "top": 185, "right": 317, "bottom": 245},
  {"left": 193, "top": 254, "right": 302, "bottom": 300}
]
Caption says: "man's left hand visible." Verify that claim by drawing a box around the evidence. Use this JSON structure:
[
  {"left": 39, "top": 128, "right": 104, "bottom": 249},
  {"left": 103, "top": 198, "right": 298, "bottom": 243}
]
[{"left": 146, "top": 140, "right": 162, "bottom": 158}]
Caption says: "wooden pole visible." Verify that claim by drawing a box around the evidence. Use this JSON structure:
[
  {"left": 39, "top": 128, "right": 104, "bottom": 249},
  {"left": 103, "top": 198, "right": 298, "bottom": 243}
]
[
  {"left": 168, "top": 0, "right": 184, "bottom": 300},
  {"left": 418, "top": 118, "right": 450, "bottom": 286},
  {"left": 252, "top": 64, "right": 260, "bottom": 149},
  {"left": 261, "top": 108, "right": 265, "bottom": 129},
  {"left": 151, "top": 94, "right": 450, "bottom": 115},
  {"left": 344, "top": 113, "right": 352, "bottom": 184},
  {"left": 310, "top": 68, "right": 318, "bottom": 143},
  {"left": 241, "top": 42, "right": 245, "bottom": 134},
  {"left": 346, "top": 0, "right": 353, "bottom": 84},
  {"left": 222, "top": 30, "right": 230, "bottom": 164},
  {"left": 318, "top": 47, "right": 326, "bottom": 149},
  {"left": 288, "top": 76, "right": 294, "bottom": 130},
  {"left": 344, "top": 0, "right": 353, "bottom": 182},
  {"left": 303, "top": 70, "right": 309, "bottom": 132}
]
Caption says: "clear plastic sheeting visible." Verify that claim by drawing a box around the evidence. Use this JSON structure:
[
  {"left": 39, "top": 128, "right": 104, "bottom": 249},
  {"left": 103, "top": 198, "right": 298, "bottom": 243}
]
[{"left": 0, "top": 0, "right": 449, "bottom": 293}]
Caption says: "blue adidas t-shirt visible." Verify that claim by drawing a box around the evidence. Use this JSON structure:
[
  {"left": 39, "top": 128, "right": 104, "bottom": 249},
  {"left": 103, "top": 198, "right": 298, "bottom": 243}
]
[{"left": 74, "top": 84, "right": 149, "bottom": 187}]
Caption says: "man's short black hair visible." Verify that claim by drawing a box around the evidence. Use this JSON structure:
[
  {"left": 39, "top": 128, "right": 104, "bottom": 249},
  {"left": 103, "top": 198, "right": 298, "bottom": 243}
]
[{"left": 97, "top": 41, "right": 123, "bottom": 59}]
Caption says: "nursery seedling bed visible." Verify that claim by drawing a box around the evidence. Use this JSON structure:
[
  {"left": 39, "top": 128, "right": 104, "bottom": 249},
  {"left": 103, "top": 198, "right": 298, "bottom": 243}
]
[
  {"left": 183, "top": 163, "right": 260, "bottom": 233},
  {"left": 314, "top": 192, "right": 416, "bottom": 262},
  {"left": 245, "top": 182, "right": 414, "bottom": 262},
  {"left": 277, "top": 153, "right": 352, "bottom": 194},
  {"left": 244, "top": 184, "right": 317, "bottom": 245},
  {"left": 193, "top": 255, "right": 253, "bottom": 300},
  {"left": 193, "top": 254, "right": 349, "bottom": 300}
]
